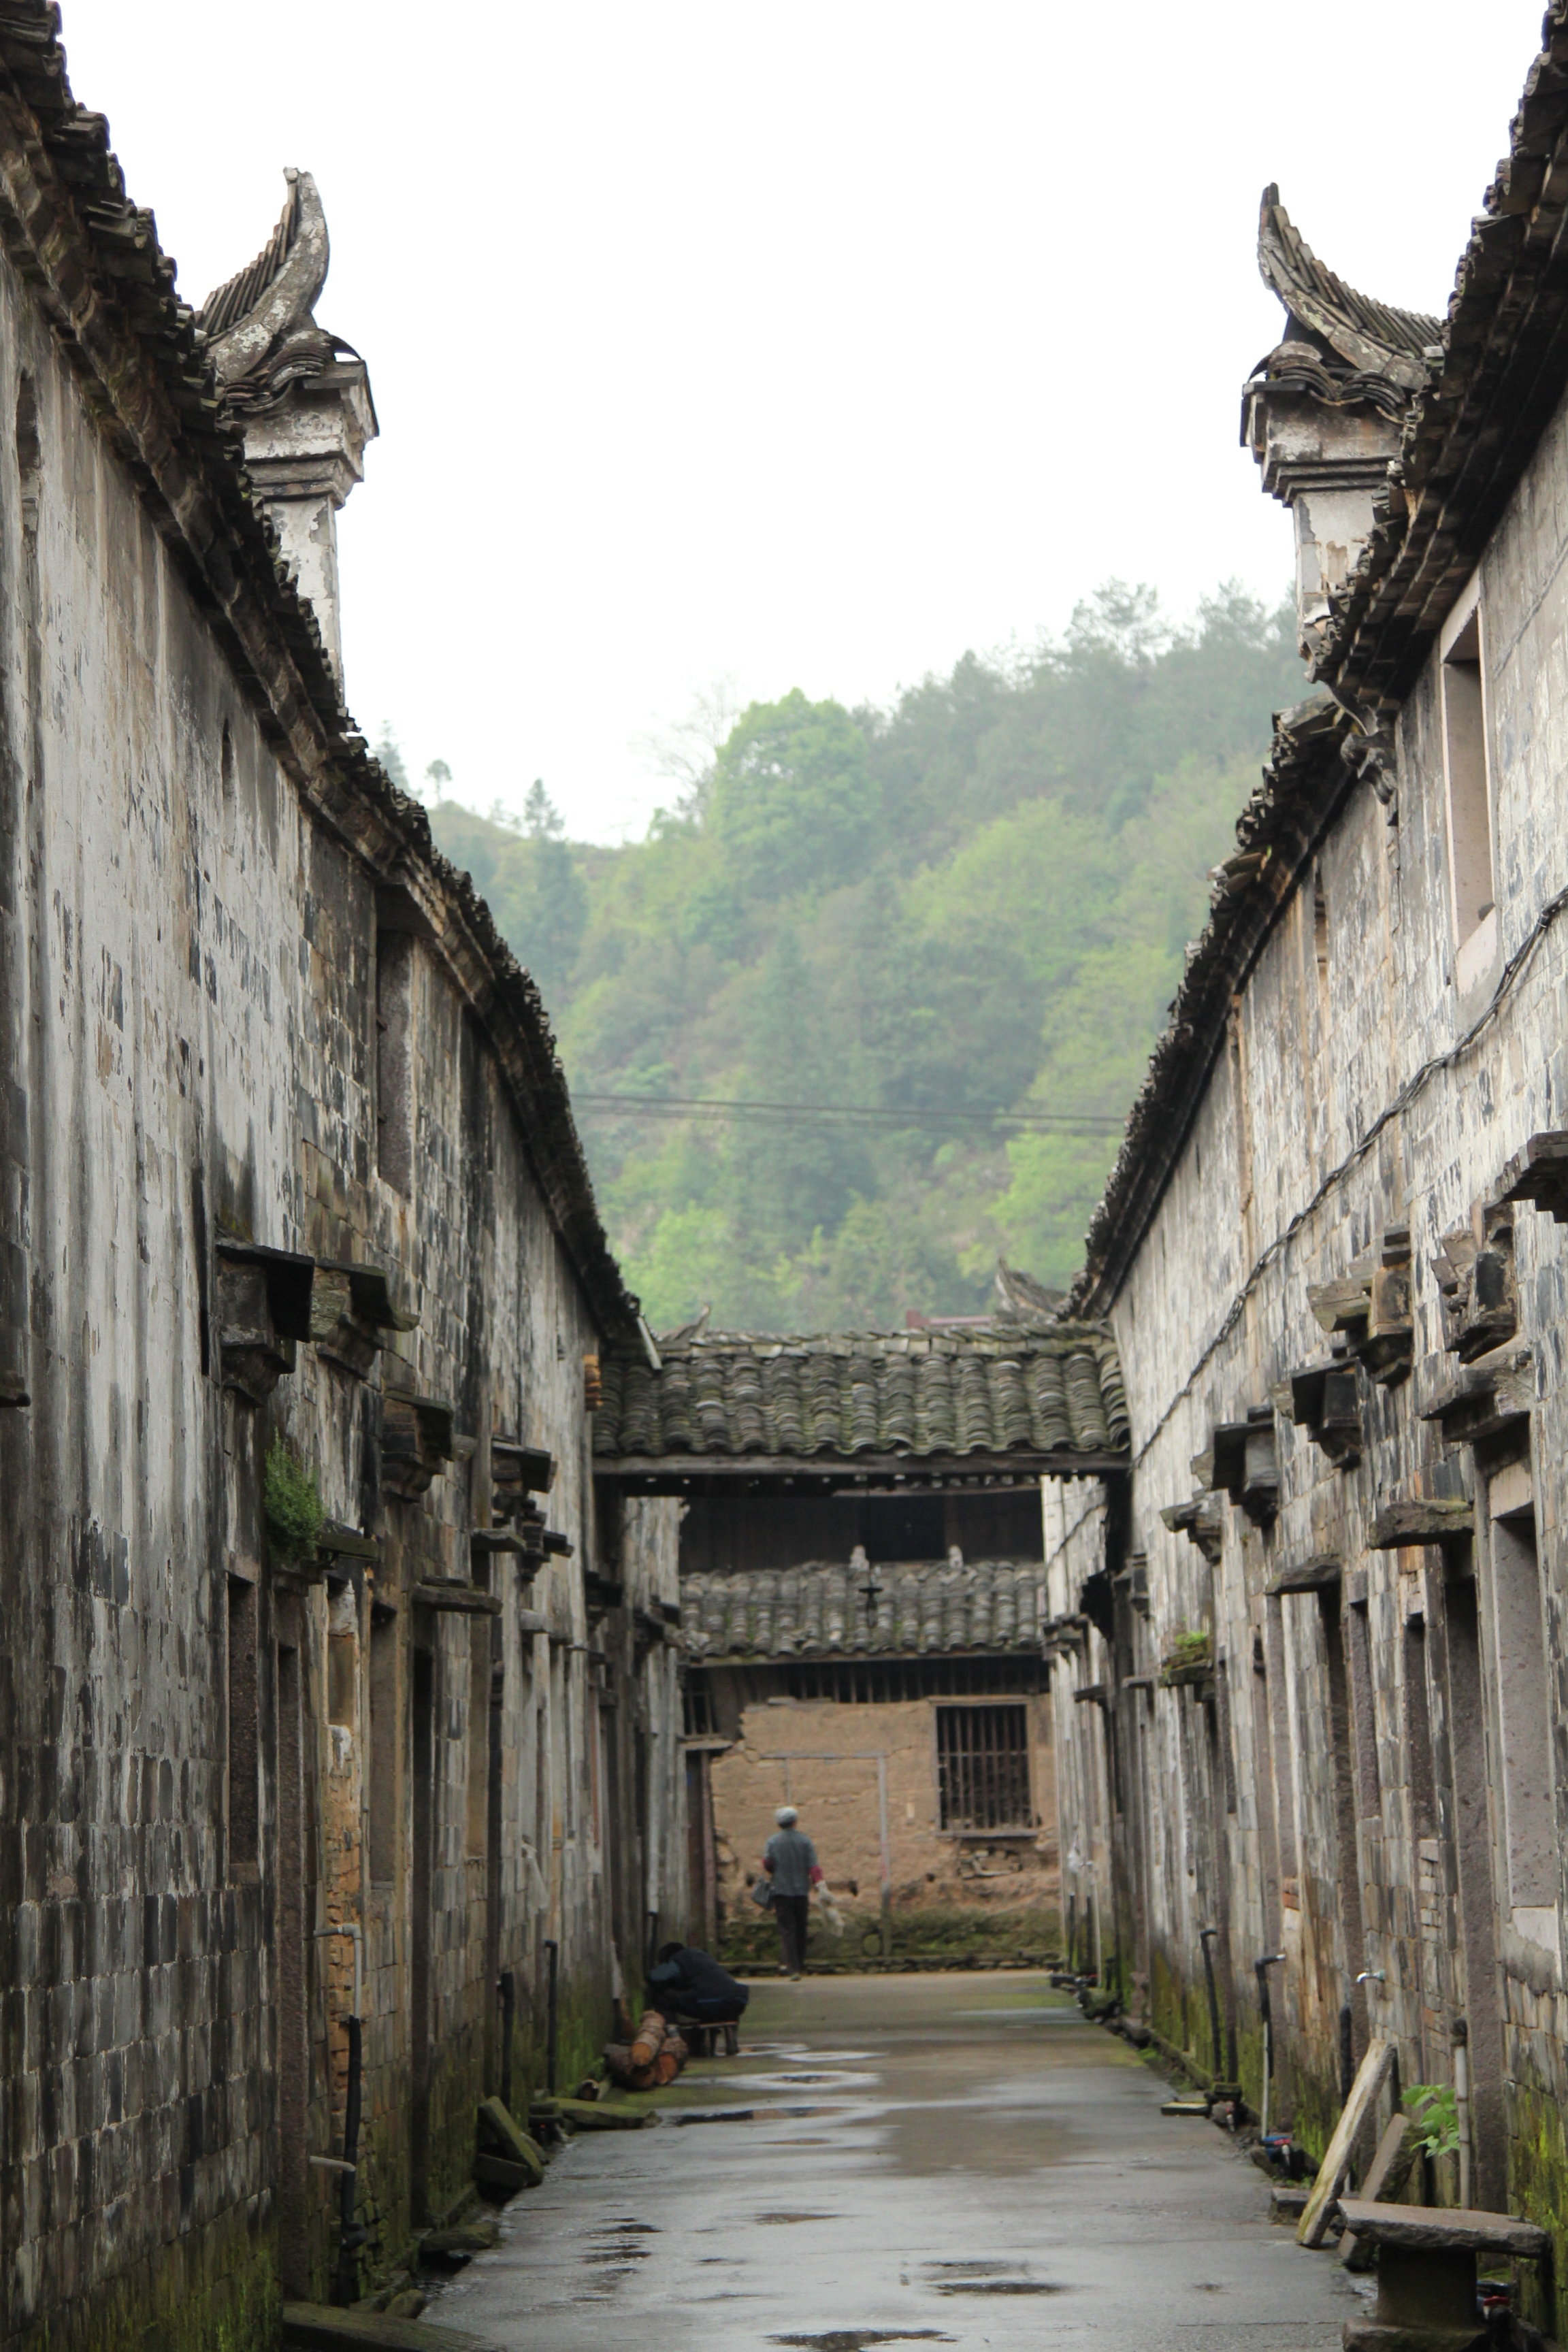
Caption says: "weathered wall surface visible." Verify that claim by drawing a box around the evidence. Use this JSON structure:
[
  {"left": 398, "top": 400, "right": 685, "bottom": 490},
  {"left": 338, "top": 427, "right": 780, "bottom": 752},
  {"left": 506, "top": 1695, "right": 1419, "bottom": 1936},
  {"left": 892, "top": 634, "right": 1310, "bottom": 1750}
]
[
  {"left": 707, "top": 1690, "right": 1056, "bottom": 1934},
  {"left": 0, "top": 159, "right": 681, "bottom": 2352},
  {"left": 1049, "top": 342, "right": 1568, "bottom": 2325}
]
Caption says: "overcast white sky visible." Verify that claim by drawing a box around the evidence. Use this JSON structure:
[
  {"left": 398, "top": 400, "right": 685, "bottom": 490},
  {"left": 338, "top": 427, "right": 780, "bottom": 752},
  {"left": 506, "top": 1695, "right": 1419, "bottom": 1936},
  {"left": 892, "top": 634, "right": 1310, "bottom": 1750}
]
[{"left": 60, "top": 1, "right": 1543, "bottom": 840}]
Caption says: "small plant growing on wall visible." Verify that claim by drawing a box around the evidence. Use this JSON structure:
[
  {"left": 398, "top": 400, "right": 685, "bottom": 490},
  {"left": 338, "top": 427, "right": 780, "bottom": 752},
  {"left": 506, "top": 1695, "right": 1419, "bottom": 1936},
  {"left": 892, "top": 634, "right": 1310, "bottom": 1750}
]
[
  {"left": 264, "top": 1435, "right": 324, "bottom": 1566},
  {"left": 1159, "top": 1626, "right": 1214, "bottom": 1688},
  {"left": 1405, "top": 2082, "right": 1460, "bottom": 2161}
]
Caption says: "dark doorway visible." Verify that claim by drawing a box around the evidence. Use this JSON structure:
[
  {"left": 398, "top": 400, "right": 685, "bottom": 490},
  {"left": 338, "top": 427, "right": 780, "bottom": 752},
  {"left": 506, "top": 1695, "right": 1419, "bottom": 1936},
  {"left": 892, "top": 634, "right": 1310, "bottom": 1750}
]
[
  {"left": 410, "top": 1646, "right": 435, "bottom": 2224},
  {"left": 276, "top": 1642, "right": 308, "bottom": 2297},
  {"left": 1316, "top": 1587, "right": 1369, "bottom": 2069},
  {"left": 1439, "top": 1573, "right": 1506, "bottom": 2208}
]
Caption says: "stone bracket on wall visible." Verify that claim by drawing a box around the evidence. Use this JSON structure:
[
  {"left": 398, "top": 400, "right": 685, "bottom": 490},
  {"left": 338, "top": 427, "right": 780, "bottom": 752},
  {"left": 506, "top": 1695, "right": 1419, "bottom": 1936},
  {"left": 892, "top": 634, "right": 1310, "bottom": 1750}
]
[
  {"left": 1271, "top": 1343, "right": 1362, "bottom": 1468},
  {"left": 1420, "top": 1341, "right": 1534, "bottom": 1453},
  {"left": 1160, "top": 1494, "right": 1224, "bottom": 1563},
  {"left": 1209, "top": 1405, "right": 1279, "bottom": 1524},
  {"left": 1264, "top": 1551, "right": 1342, "bottom": 1597},
  {"left": 1114, "top": 1553, "right": 1150, "bottom": 1616},
  {"left": 379, "top": 1386, "right": 456, "bottom": 1499},
  {"left": 310, "top": 1258, "right": 419, "bottom": 1377},
  {"left": 1307, "top": 1227, "right": 1412, "bottom": 1387},
  {"left": 1368, "top": 1494, "right": 1474, "bottom": 1549},
  {"left": 216, "top": 1237, "right": 316, "bottom": 1404}
]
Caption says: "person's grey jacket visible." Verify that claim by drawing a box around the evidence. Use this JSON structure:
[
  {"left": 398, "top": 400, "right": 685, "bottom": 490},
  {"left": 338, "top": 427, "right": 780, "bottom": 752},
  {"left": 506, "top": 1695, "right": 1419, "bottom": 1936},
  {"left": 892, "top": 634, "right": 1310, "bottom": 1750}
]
[{"left": 764, "top": 1826, "right": 818, "bottom": 1897}]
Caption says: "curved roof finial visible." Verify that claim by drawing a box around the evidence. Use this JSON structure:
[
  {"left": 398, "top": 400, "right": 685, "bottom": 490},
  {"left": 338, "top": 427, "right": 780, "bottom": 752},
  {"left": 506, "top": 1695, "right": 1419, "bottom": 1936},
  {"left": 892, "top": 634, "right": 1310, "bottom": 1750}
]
[
  {"left": 197, "top": 168, "right": 331, "bottom": 393},
  {"left": 1257, "top": 185, "right": 1439, "bottom": 396}
]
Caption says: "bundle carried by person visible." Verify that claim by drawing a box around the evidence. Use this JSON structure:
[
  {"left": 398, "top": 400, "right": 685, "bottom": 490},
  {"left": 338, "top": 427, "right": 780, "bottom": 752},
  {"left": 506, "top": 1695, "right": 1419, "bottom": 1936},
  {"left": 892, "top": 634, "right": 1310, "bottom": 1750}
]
[{"left": 602, "top": 2008, "right": 690, "bottom": 2091}]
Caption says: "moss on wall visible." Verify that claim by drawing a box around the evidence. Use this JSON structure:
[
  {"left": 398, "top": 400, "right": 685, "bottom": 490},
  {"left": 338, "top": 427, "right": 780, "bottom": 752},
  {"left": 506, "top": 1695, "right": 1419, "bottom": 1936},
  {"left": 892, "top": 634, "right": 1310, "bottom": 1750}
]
[
  {"left": 16, "top": 2233, "right": 278, "bottom": 2352},
  {"left": 1504, "top": 2083, "right": 1568, "bottom": 2341}
]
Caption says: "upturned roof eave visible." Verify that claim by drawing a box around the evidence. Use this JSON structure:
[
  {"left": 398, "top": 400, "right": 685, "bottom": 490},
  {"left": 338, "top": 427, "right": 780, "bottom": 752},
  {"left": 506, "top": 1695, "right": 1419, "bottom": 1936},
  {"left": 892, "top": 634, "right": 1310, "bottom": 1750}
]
[{"left": 0, "top": 6, "right": 642, "bottom": 1344}]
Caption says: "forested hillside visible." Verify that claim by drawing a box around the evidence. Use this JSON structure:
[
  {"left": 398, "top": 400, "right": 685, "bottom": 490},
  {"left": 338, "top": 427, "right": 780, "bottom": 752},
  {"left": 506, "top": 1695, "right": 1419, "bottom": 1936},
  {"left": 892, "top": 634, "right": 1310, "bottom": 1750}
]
[{"left": 427, "top": 585, "right": 1303, "bottom": 1330}]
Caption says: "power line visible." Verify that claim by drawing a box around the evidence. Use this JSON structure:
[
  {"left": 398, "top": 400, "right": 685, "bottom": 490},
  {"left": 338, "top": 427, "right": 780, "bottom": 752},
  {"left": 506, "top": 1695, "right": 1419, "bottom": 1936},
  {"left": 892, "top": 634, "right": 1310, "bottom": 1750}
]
[{"left": 571, "top": 1089, "right": 1125, "bottom": 1135}]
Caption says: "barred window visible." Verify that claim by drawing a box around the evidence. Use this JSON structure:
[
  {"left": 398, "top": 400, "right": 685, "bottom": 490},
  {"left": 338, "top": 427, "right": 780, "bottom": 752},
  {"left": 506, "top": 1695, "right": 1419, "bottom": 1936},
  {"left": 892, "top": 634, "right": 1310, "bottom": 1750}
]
[{"left": 936, "top": 1703, "right": 1031, "bottom": 1831}]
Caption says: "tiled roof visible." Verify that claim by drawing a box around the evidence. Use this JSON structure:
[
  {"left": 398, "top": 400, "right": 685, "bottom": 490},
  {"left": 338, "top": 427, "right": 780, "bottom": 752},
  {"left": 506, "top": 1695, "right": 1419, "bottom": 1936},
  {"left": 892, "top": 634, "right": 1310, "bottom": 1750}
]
[
  {"left": 683, "top": 1554, "right": 1048, "bottom": 1659},
  {"left": 1315, "top": 1, "right": 1568, "bottom": 709},
  {"left": 0, "top": 3, "right": 641, "bottom": 1341},
  {"left": 593, "top": 1324, "right": 1129, "bottom": 1464},
  {"left": 1257, "top": 187, "right": 1439, "bottom": 393}
]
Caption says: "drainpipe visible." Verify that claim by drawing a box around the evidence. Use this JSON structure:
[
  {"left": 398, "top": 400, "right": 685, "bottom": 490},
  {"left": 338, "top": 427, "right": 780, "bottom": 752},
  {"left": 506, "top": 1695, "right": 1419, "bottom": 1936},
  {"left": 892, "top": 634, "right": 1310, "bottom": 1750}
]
[
  {"left": 498, "top": 1969, "right": 516, "bottom": 2115},
  {"left": 1452, "top": 2020, "right": 1471, "bottom": 2208},
  {"left": 1255, "top": 1955, "right": 1284, "bottom": 2142},
  {"left": 1199, "top": 1927, "right": 1224, "bottom": 2080},
  {"left": 314, "top": 1924, "right": 365, "bottom": 2308},
  {"left": 544, "top": 1938, "right": 560, "bottom": 2096}
]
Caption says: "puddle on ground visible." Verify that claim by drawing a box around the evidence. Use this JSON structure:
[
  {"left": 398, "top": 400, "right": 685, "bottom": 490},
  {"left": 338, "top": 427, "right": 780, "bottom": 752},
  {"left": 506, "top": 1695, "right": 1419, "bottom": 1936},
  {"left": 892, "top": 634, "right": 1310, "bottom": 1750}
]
[
  {"left": 770, "top": 2335, "right": 955, "bottom": 2350},
  {"left": 930, "top": 2281, "right": 1066, "bottom": 2296},
  {"left": 582, "top": 2248, "right": 652, "bottom": 2263},
  {"left": 673, "top": 2108, "right": 756, "bottom": 2125},
  {"left": 755, "top": 2211, "right": 835, "bottom": 2224},
  {"left": 922, "top": 2261, "right": 1011, "bottom": 2275},
  {"left": 602, "top": 2219, "right": 659, "bottom": 2232}
]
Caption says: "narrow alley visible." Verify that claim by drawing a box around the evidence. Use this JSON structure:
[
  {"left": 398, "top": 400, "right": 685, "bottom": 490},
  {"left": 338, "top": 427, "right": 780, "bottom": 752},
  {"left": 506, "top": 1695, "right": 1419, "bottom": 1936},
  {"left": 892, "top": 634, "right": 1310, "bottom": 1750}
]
[{"left": 425, "top": 1975, "right": 1362, "bottom": 2351}]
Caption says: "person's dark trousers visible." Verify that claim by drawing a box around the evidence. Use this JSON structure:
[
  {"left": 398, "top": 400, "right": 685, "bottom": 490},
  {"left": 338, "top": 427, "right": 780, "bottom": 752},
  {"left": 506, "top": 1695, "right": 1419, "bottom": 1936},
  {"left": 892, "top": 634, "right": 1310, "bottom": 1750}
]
[
  {"left": 776, "top": 1895, "right": 811, "bottom": 1974},
  {"left": 655, "top": 1993, "right": 748, "bottom": 2026}
]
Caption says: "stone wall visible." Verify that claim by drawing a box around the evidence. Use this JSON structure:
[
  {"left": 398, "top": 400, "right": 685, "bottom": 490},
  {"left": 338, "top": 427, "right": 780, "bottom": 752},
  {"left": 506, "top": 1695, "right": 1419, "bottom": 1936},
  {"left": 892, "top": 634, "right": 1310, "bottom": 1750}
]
[
  {"left": 1048, "top": 350, "right": 1568, "bottom": 2332},
  {"left": 0, "top": 151, "right": 682, "bottom": 2352}
]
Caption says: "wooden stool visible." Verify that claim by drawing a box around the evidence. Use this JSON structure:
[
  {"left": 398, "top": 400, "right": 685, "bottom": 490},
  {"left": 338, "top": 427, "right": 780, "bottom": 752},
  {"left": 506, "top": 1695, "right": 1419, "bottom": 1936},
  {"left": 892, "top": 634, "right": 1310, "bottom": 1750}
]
[{"left": 1335, "top": 2200, "right": 1549, "bottom": 2351}]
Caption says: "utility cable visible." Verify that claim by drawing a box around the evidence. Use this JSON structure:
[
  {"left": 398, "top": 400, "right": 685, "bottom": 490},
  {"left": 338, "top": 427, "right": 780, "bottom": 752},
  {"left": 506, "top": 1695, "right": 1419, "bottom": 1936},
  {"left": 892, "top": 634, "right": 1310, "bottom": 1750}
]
[{"left": 572, "top": 1089, "right": 1125, "bottom": 1135}]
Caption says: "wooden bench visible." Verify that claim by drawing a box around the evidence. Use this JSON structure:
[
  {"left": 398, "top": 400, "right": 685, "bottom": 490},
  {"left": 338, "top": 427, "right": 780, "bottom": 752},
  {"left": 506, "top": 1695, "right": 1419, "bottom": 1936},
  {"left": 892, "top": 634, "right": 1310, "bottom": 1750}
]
[{"left": 1335, "top": 2200, "right": 1550, "bottom": 2351}]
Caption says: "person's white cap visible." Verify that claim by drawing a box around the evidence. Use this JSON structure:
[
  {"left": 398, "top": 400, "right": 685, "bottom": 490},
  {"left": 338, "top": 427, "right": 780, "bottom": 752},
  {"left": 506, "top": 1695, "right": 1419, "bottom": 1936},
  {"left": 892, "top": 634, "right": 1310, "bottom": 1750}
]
[{"left": 775, "top": 1804, "right": 798, "bottom": 1827}]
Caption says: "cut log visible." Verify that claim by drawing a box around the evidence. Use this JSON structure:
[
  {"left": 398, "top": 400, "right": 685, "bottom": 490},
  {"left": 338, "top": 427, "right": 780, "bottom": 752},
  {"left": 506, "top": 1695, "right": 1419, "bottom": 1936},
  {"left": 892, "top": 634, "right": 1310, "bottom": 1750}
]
[
  {"left": 1339, "top": 2113, "right": 1421, "bottom": 2270},
  {"left": 1297, "top": 2039, "right": 1395, "bottom": 2247}
]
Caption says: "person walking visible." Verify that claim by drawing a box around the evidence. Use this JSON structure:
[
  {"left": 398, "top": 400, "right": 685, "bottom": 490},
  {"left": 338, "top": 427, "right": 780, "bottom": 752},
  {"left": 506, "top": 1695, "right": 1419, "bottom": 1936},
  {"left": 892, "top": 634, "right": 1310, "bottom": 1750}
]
[{"left": 762, "top": 1805, "right": 823, "bottom": 1979}]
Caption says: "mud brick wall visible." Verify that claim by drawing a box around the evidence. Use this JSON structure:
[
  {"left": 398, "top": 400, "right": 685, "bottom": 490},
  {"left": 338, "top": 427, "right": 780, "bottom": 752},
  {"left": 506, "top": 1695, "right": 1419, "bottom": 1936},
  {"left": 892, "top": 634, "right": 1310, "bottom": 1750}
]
[{"left": 709, "top": 1691, "right": 1056, "bottom": 1932}]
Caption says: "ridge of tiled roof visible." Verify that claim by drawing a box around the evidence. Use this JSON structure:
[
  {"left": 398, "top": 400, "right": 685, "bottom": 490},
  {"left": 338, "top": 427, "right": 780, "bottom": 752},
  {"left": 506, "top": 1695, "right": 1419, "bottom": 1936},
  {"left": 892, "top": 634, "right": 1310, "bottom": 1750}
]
[
  {"left": 594, "top": 1322, "right": 1130, "bottom": 1462},
  {"left": 1313, "top": 3, "right": 1568, "bottom": 708},
  {"left": 1257, "top": 186, "right": 1440, "bottom": 394},
  {"left": 683, "top": 1555, "right": 1049, "bottom": 1660},
  {"left": 0, "top": 3, "right": 640, "bottom": 1339},
  {"left": 1074, "top": 693, "right": 1350, "bottom": 1318}
]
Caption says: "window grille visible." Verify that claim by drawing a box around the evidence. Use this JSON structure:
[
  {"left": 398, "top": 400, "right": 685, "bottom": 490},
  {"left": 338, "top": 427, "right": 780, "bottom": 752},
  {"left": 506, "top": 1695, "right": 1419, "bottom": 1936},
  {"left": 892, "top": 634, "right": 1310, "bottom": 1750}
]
[{"left": 936, "top": 1703, "right": 1032, "bottom": 1831}]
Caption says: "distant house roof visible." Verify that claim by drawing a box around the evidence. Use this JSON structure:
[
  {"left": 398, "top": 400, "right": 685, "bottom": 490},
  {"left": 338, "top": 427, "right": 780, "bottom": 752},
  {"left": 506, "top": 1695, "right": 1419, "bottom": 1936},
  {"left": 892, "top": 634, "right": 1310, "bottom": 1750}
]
[
  {"left": 593, "top": 1322, "right": 1128, "bottom": 1486},
  {"left": 683, "top": 1552, "right": 1047, "bottom": 1661}
]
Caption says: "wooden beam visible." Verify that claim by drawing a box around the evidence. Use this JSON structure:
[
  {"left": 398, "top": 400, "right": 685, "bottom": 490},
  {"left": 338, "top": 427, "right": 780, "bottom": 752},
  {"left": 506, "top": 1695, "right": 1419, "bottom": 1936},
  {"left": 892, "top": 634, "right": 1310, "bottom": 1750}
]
[
  {"left": 594, "top": 1448, "right": 1129, "bottom": 1490},
  {"left": 1298, "top": 2038, "right": 1394, "bottom": 2247}
]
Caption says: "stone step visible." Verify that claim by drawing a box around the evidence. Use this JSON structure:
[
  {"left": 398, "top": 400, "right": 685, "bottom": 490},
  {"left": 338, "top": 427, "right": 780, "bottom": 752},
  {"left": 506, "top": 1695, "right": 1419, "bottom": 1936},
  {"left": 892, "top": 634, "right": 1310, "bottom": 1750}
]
[{"left": 282, "top": 2303, "right": 502, "bottom": 2352}]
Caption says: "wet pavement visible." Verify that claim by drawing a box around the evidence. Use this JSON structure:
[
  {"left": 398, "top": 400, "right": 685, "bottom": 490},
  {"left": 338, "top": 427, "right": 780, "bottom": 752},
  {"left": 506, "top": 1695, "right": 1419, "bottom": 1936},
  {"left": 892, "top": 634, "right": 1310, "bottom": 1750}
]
[{"left": 427, "top": 1971, "right": 1365, "bottom": 2350}]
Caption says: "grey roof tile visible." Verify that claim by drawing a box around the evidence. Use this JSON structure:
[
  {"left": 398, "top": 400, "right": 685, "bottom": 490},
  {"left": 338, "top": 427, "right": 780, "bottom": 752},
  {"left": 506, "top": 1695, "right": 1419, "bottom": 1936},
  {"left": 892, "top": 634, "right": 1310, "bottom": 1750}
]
[
  {"left": 683, "top": 1552, "right": 1048, "bottom": 1660},
  {"left": 595, "top": 1322, "right": 1128, "bottom": 1464}
]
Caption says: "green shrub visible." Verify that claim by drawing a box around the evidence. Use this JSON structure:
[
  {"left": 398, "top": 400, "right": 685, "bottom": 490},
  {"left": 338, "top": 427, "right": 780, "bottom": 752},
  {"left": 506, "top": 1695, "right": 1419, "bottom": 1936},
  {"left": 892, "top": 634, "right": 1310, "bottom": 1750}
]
[
  {"left": 1406, "top": 2082, "right": 1460, "bottom": 2160},
  {"left": 263, "top": 1436, "right": 324, "bottom": 1565}
]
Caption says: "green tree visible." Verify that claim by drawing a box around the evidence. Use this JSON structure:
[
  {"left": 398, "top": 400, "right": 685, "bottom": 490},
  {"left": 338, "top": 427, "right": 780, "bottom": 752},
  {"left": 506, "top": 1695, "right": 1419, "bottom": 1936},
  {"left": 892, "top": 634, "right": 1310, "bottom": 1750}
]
[{"left": 711, "top": 689, "right": 881, "bottom": 901}]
